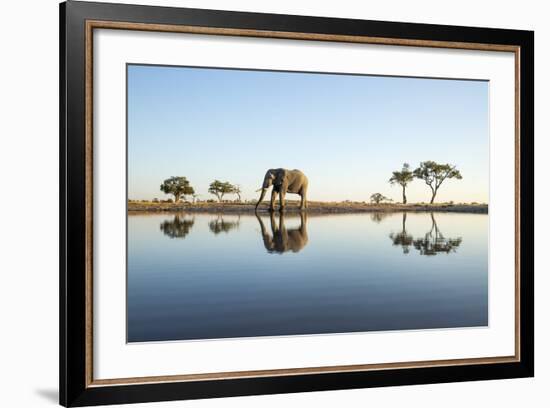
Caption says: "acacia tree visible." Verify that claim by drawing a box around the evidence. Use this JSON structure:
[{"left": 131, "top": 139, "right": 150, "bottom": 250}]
[
  {"left": 208, "top": 180, "right": 234, "bottom": 202},
  {"left": 231, "top": 184, "right": 242, "bottom": 202},
  {"left": 389, "top": 163, "right": 414, "bottom": 204},
  {"left": 160, "top": 176, "right": 195, "bottom": 203},
  {"left": 370, "top": 193, "right": 392, "bottom": 204},
  {"left": 413, "top": 161, "right": 462, "bottom": 204}
]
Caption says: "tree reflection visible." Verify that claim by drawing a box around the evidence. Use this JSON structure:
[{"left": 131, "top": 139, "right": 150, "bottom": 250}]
[
  {"left": 159, "top": 214, "right": 195, "bottom": 239},
  {"left": 413, "top": 213, "right": 462, "bottom": 255},
  {"left": 256, "top": 212, "right": 309, "bottom": 254},
  {"left": 390, "top": 213, "right": 462, "bottom": 256},
  {"left": 370, "top": 212, "right": 390, "bottom": 224},
  {"left": 209, "top": 215, "right": 240, "bottom": 235},
  {"left": 389, "top": 213, "right": 414, "bottom": 254}
]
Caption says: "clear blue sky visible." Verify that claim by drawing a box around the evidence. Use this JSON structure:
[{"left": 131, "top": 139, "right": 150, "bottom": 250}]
[{"left": 128, "top": 64, "right": 488, "bottom": 203}]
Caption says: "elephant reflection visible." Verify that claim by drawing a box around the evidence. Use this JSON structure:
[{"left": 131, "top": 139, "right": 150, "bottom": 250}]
[
  {"left": 390, "top": 213, "right": 462, "bottom": 256},
  {"left": 256, "top": 212, "right": 308, "bottom": 254},
  {"left": 413, "top": 213, "right": 462, "bottom": 255},
  {"left": 160, "top": 214, "right": 195, "bottom": 239},
  {"left": 209, "top": 215, "right": 240, "bottom": 235}
]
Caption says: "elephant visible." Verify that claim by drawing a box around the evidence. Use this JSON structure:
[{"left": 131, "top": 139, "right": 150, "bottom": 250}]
[
  {"left": 255, "top": 168, "right": 308, "bottom": 211},
  {"left": 256, "top": 212, "right": 308, "bottom": 254}
]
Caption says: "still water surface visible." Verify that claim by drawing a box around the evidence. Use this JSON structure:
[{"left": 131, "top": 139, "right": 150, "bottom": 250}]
[{"left": 128, "top": 212, "right": 488, "bottom": 342}]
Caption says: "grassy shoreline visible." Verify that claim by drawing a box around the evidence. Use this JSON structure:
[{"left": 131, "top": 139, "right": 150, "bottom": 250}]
[{"left": 128, "top": 201, "right": 488, "bottom": 214}]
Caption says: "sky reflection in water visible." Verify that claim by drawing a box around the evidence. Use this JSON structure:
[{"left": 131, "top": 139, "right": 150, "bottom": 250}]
[{"left": 127, "top": 212, "right": 488, "bottom": 342}]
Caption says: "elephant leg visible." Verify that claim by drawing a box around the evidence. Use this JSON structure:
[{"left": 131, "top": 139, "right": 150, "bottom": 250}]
[
  {"left": 300, "top": 188, "right": 307, "bottom": 209},
  {"left": 279, "top": 190, "right": 286, "bottom": 211},
  {"left": 270, "top": 190, "right": 278, "bottom": 211}
]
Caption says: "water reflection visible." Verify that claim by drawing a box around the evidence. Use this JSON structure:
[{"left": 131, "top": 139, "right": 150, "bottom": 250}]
[
  {"left": 390, "top": 212, "right": 462, "bottom": 256},
  {"left": 389, "top": 213, "right": 414, "bottom": 254},
  {"left": 131, "top": 211, "right": 486, "bottom": 342},
  {"left": 159, "top": 215, "right": 195, "bottom": 239},
  {"left": 413, "top": 213, "right": 462, "bottom": 255},
  {"left": 370, "top": 212, "right": 390, "bottom": 223},
  {"left": 157, "top": 212, "right": 461, "bottom": 257},
  {"left": 256, "top": 212, "right": 309, "bottom": 254},
  {"left": 209, "top": 215, "right": 240, "bottom": 235}
]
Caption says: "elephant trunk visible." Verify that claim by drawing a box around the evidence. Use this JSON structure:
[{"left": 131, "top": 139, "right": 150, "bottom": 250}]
[{"left": 255, "top": 188, "right": 267, "bottom": 210}]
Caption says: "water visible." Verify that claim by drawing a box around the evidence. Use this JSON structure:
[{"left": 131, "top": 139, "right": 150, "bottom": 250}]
[{"left": 127, "top": 211, "right": 488, "bottom": 342}]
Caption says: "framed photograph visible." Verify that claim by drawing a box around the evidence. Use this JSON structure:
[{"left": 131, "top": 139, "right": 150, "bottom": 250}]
[{"left": 60, "top": 1, "right": 534, "bottom": 406}]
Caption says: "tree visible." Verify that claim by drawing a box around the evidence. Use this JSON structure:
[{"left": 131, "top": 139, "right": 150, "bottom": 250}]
[
  {"left": 208, "top": 180, "right": 234, "bottom": 202},
  {"left": 413, "top": 161, "right": 462, "bottom": 204},
  {"left": 370, "top": 193, "right": 392, "bottom": 204},
  {"left": 389, "top": 163, "right": 414, "bottom": 204},
  {"left": 231, "top": 184, "right": 242, "bottom": 201},
  {"left": 160, "top": 176, "right": 195, "bottom": 203}
]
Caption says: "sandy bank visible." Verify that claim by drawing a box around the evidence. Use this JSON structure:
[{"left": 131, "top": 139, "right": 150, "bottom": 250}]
[{"left": 128, "top": 201, "right": 488, "bottom": 214}]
